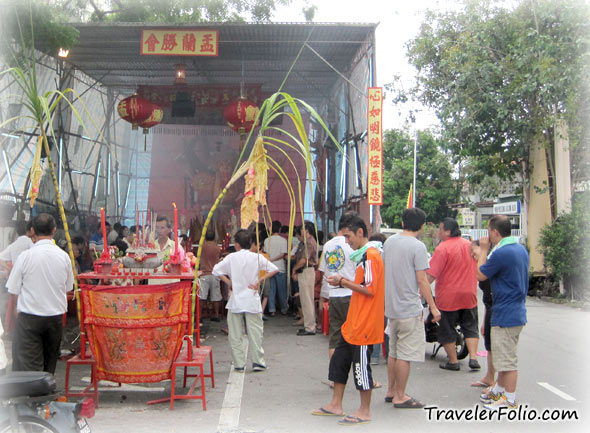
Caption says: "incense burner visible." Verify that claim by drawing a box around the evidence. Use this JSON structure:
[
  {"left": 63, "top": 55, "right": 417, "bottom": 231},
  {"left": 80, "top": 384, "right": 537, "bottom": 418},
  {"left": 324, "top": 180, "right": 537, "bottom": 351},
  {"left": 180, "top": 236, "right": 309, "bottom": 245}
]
[{"left": 122, "top": 248, "right": 162, "bottom": 269}]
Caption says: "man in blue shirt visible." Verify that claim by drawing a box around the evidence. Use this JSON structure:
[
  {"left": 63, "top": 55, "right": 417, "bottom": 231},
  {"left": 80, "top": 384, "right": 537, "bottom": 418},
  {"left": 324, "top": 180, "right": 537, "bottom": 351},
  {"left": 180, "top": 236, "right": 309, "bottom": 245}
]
[{"left": 475, "top": 215, "right": 528, "bottom": 410}]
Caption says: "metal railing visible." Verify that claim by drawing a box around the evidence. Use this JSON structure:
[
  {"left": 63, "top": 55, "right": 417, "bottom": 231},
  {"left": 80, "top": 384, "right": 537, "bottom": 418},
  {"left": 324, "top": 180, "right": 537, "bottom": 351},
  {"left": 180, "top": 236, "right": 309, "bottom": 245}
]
[{"left": 461, "top": 229, "right": 522, "bottom": 240}]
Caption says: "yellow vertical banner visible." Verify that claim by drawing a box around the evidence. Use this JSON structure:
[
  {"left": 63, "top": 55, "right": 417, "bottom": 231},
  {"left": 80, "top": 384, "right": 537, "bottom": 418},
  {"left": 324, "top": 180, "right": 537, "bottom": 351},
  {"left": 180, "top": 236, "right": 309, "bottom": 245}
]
[{"left": 367, "top": 87, "right": 383, "bottom": 205}]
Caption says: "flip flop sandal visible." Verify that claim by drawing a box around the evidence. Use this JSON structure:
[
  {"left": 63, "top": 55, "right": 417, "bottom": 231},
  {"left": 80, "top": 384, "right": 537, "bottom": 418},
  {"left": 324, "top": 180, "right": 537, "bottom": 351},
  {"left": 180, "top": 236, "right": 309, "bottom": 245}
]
[
  {"left": 393, "top": 397, "right": 425, "bottom": 409},
  {"left": 384, "top": 396, "right": 393, "bottom": 403},
  {"left": 471, "top": 380, "right": 492, "bottom": 388},
  {"left": 338, "top": 416, "right": 370, "bottom": 425},
  {"left": 311, "top": 407, "right": 345, "bottom": 417}
]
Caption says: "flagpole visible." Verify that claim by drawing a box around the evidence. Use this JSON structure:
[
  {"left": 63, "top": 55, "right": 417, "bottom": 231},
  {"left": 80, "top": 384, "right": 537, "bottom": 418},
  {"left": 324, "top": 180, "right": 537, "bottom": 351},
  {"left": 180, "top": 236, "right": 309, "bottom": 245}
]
[{"left": 413, "top": 131, "right": 417, "bottom": 208}]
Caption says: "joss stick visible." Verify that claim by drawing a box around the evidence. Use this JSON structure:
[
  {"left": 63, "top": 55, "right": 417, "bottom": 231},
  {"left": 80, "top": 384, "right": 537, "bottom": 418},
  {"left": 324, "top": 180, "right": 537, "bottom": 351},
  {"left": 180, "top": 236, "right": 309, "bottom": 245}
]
[
  {"left": 136, "top": 204, "right": 139, "bottom": 247},
  {"left": 101, "top": 208, "right": 108, "bottom": 250},
  {"left": 173, "top": 202, "right": 178, "bottom": 255}
]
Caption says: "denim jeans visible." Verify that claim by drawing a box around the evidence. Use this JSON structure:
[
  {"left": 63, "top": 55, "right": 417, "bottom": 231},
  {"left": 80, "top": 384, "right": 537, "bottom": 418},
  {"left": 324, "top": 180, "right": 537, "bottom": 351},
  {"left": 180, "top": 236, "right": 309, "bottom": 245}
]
[{"left": 268, "top": 272, "right": 288, "bottom": 314}]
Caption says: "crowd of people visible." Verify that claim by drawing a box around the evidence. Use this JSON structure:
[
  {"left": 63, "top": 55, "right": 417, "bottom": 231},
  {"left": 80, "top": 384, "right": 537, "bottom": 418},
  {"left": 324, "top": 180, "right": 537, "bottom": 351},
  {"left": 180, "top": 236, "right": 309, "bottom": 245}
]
[{"left": 0, "top": 207, "right": 529, "bottom": 427}]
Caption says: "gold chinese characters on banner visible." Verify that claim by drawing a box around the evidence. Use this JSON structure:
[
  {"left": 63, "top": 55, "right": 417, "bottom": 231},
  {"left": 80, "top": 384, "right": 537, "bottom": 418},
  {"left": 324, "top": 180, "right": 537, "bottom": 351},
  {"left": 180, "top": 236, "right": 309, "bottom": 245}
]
[
  {"left": 367, "top": 87, "right": 383, "bottom": 205},
  {"left": 141, "top": 30, "right": 219, "bottom": 56}
]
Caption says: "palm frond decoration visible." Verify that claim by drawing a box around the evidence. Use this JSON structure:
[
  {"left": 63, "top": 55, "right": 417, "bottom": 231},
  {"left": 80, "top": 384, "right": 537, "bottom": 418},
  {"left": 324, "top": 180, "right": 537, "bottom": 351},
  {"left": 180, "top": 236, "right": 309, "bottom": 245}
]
[{"left": 190, "top": 90, "right": 340, "bottom": 339}]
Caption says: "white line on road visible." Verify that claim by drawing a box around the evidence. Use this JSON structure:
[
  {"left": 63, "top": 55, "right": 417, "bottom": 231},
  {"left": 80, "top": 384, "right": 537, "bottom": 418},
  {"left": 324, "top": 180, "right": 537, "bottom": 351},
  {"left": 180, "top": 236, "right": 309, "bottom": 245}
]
[
  {"left": 537, "top": 382, "right": 576, "bottom": 401},
  {"left": 217, "top": 340, "right": 248, "bottom": 433}
]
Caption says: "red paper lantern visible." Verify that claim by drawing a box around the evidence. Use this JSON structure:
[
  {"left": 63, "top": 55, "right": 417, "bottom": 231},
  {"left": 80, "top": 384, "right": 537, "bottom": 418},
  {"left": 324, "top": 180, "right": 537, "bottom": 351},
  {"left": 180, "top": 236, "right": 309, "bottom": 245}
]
[
  {"left": 139, "top": 104, "right": 163, "bottom": 134},
  {"left": 117, "top": 95, "right": 153, "bottom": 130},
  {"left": 223, "top": 98, "right": 259, "bottom": 135}
]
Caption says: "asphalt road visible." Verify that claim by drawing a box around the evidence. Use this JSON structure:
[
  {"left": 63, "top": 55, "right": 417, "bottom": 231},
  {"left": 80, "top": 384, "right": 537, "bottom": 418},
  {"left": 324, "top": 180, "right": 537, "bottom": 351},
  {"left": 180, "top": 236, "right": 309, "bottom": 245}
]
[{"left": 60, "top": 296, "right": 589, "bottom": 433}]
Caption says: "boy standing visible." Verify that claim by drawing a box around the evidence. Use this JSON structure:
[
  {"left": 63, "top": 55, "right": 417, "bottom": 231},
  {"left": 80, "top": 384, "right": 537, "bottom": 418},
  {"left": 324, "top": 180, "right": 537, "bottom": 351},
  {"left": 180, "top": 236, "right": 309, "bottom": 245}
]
[
  {"left": 212, "top": 229, "right": 278, "bottom": 372},
  {"left": 383, "top": 208, "right": 440, "bottom": 408},
  {"left": 312, "top": 212, "right": 384, "bottom": 425}
]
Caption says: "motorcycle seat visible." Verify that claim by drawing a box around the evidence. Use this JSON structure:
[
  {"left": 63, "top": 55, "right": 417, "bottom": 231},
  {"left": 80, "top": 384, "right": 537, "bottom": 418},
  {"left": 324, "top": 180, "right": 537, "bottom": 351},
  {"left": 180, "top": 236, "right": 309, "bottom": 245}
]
[{"left": 0, "top": 371, "right": 57, "bottom": 399}]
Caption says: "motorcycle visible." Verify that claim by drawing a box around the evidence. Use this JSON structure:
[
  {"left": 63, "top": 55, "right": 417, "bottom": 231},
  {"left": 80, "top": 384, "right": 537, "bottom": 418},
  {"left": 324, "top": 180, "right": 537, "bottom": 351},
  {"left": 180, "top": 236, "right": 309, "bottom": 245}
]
[{"left": 0, "top": 371, "right": 94, "bottom": 433}]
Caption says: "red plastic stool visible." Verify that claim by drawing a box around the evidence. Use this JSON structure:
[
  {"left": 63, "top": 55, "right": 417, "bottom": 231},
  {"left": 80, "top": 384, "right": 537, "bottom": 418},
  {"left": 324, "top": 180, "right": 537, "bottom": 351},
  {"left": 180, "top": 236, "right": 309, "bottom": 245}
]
[
  {"left": 147, "top": 345, "right": 215, "bottom": 410},
  {"left": 65, "top": 353, "right": 99, "bottom": 407}
]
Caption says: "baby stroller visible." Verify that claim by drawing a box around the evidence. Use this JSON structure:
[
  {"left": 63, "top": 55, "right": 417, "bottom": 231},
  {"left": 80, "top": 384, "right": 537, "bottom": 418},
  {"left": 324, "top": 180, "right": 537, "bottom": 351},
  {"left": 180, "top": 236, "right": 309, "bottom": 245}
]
[{"left": 424, "top": 308, "right": 469, "bottom": 360}]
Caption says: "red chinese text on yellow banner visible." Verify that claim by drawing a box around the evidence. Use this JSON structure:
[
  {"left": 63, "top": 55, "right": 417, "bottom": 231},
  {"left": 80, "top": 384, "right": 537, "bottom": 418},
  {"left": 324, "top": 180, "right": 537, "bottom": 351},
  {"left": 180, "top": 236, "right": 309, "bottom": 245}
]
[
  {"left": 141, "top": 30, "right": 219, "bottom": 56},
  {"left": 367, "top": 87, "right": 383, "bottom": 205}
]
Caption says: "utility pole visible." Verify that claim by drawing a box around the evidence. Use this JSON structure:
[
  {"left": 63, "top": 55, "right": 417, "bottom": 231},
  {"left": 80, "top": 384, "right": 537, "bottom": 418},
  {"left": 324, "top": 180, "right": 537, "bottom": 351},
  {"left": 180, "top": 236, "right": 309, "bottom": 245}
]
[{"left": 413, "top": 131, "right": 418, "bottom": 208}]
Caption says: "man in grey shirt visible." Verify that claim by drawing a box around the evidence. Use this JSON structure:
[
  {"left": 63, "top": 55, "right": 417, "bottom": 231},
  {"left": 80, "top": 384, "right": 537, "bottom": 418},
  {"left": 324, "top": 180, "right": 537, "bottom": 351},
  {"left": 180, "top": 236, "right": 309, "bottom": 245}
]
[{"left": 383, "top": 208, "right": 440, "bottom": 408}]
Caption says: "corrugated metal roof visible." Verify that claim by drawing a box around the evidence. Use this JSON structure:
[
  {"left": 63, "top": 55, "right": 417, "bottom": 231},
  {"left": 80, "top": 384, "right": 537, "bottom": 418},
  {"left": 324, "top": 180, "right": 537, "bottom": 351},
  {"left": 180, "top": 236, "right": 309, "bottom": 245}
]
[{"left": 61, "top": 22, "right": 376, "bottom": 105}]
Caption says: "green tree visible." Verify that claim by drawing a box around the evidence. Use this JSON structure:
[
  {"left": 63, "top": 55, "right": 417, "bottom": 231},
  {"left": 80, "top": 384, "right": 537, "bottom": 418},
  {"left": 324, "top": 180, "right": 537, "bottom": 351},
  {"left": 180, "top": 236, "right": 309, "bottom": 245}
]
[
  {"left": 381, "top": 129, "right": 459, "bottom": 228},
  {"left": 401, "top": 0, "right": 589, "bottom": 206},
  {"left": 538, "top": 192, "right": 590, "bottom": 299},
  {"left": 1, "top": 0, "right": 79, "bottom": 58},
  {"left": 55, "top": 0, "right": 293, "bottom": 23}
]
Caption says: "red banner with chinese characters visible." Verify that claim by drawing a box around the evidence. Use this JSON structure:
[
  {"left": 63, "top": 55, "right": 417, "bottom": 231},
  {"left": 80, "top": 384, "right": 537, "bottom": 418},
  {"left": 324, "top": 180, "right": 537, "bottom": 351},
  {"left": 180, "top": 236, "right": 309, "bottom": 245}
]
[
  {"left": 141, "top": 29, "right": 219, "bottom": 56},
  {"left": 367, "top": 87, "right": 383, "bottom": 205}
]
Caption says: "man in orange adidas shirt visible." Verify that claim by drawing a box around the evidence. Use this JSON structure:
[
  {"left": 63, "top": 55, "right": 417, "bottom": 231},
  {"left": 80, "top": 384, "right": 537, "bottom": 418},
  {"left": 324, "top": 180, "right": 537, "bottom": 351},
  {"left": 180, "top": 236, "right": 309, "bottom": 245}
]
[{"left": 311, "top": 212, "right": 385, "bottom": 426}]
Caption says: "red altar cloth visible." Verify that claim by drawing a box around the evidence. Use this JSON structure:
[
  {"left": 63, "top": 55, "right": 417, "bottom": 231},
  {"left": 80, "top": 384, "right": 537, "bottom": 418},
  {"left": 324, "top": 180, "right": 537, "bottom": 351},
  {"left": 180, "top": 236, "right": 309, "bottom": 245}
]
[{"left": 81, "top": 282, "right": 191, "bottom": 383}]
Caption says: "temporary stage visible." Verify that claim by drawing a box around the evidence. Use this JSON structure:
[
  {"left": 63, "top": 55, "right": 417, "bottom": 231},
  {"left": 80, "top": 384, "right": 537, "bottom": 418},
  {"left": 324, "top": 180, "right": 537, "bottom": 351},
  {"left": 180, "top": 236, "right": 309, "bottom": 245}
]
[{"left": 0, "top": 22, "right": 380, "bottom": 243}]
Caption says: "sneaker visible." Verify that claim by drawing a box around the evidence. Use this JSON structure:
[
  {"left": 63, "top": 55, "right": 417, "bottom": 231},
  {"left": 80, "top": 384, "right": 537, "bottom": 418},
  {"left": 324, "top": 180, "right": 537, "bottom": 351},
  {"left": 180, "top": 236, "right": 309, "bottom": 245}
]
[
  {"left": 469, "top": 359, "right": 481, "bottom": 370},
  {"left": 484, "top": 395, "right": 518, "bottom": 411},
  {"left": 234, "top": 366, "right": 245, "bottom": 372},
  {"left": 296, "top": 329, "right": 316, "bottom": 336},
  {"left": 480, "top": 389, "right": 504, "bottom": 404},
  {"left": 252, "top": 363, "right": 267, "bottom": 372}
]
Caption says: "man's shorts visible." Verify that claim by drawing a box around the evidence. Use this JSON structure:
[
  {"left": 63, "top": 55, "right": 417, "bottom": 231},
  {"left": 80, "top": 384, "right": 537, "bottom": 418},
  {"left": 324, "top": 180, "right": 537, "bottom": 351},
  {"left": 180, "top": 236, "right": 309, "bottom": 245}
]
[
  {"left": 437, "top": 307, "right": 479, "bottom": 344},
  {"left": 328, "top": 336, "right": 374, "bottom": 391},
  {"left": 388, "top": 315, "right": 424, "bottom": 362},
  {"left": 199, "top": 275, "right": 222, "bottom": 301},
  {"left": 328, "top": 296, "right": 351, "bottom": 349},
  {"left": 491, "top": 325, "right": 524, "bottom": 372}
]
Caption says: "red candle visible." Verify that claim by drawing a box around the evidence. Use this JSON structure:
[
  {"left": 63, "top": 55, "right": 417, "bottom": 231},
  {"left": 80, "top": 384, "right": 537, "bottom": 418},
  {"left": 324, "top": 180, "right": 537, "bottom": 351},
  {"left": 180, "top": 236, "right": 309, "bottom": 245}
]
[
  {"left": 173, "top": 202, "right": 178, "bottom": 255},
  {"left": 101, "top": 208, "right": 108, "bottom": 250}
]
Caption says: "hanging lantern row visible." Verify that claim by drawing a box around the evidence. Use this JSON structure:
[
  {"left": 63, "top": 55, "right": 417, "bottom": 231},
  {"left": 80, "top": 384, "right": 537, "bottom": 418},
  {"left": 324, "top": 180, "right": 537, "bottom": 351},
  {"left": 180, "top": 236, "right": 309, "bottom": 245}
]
[
  {"left": 223, "top": 97, "right": 260, "bottom": 136},
  {"left": 117, "top": 95, "right": 162, "bottom": 134},
  {"left": 119, "top": 94, "right": 260, "bottom": 137}
]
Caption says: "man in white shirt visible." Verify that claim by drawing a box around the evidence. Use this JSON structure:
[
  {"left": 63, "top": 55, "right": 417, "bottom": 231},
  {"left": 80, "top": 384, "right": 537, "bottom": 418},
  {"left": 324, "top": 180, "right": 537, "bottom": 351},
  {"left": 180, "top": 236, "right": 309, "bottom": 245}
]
[
  {"left": 318, "top": 222, "right": 356, "bottom": 359},
  {"left": 213, "top": 229, "right": 278, "bottom": 372},
  {"left": 263, "top": 221, "right": 289, "bottom": 316},
  {"left": 1, "top": 220, "right": 33, "bottom": 324},
  {"left": 6, "top": 214, "right": 74, "bottom": 373},
  {"left": 149, "top": 216, "right": 178, "bottom": 285},
  {"left": 0, "top": 220, "right": 34, "bottom": 272}
]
